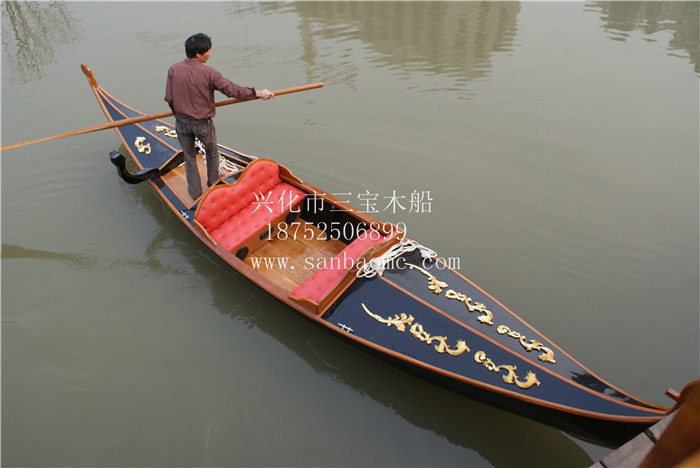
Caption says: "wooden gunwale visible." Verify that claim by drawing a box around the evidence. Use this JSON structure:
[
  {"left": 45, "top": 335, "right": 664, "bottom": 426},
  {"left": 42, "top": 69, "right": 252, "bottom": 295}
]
[
  {"left": 375, "top": 273, "right": 667, "bottom": 418},
  {"left": 430, "top": 256, "right": 669, "bottom": 412}
]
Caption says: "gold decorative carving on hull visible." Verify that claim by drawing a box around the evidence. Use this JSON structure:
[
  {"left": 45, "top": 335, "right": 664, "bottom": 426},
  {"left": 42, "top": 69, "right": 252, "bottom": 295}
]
[
  {"left": 406, "top": 263, "right": 494, "bottom": 325},
  {"left": 409, "top": 322, "right": 470, "bottom": 356},
  {"left": 393, "top": 263, "right": 558, "bottom": 368},
  {"left": 361, "top": 304, "right": 414, "bottom": 332},
  {"left": 444, "top": 289, "right": 494, "bottom": 325},
  {"left": 362, "top": 302, "right": 540, "bottom": 391},
  {"left": 363, "top": 303, "right": 469, "bottom": 356},
  {"left": 474, "top": 351, "right": 540, "bottom": 389},
  {"left": 406, "top": 263, "right": 447, "bottom": 294},
  {"left": 497, "top": 325, "right": 556, "bottom": 363},
  {"left": 134, "top": 136, "right": 151, "bottom": 154},
  {"left": 155, "top": 126, "right": 177, "bottom": 138}
]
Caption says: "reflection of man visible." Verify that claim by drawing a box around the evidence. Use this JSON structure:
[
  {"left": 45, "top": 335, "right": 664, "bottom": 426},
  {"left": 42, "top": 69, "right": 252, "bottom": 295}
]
[{"left": 165, "top": 33, "right": 275, "bottom": 199}]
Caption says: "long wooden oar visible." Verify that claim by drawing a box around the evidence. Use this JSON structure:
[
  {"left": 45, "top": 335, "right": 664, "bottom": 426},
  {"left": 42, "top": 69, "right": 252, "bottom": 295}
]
[{"left": 1, "top": 77, "right": 323, "bottom": 151}]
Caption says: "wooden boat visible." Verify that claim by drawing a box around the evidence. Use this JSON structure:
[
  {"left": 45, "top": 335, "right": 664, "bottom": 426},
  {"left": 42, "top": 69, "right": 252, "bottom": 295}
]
[{"left": 82, "top": 64, "right": 670, "bottom": 447}]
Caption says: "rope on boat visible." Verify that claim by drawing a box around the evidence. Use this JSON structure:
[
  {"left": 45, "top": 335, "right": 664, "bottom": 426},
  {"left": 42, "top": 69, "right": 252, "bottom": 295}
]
[
  {"left": 356, "top": 237, "right": 437, "bottom": 279},
  {"left": 218, "top": 156, "right": 240, "bottom": 175},
  {"left": 194, "top": 139, "right": 240, "bottom": 175}
]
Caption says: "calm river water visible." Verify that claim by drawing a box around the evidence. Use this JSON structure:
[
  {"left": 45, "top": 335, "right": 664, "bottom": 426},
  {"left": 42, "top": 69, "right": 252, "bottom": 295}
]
[{"left": 2, "top": 2, "right": 698, "bottom": 467}]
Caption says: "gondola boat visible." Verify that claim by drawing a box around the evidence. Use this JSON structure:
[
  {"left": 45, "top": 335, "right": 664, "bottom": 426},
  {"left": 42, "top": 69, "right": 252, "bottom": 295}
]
[{"left": 82, "top": 64, "right": 670, "bottom": 447}]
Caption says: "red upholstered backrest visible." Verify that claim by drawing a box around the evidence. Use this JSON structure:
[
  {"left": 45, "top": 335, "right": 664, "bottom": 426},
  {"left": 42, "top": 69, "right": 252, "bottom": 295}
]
[{"left": 196, "top": 159, "right": 282, "bottom": 232}]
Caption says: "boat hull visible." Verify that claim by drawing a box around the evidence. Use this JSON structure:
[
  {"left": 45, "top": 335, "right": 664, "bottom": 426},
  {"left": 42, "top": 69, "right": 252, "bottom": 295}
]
[
  {"left": 317, "top": 320, "right": 657, "bottom": 447},
  {"left": 318, "top": 249, "right": 665, "bottom": 446},
  {"left": 82, "top": 64, "right": 669, "bottom": 447}
]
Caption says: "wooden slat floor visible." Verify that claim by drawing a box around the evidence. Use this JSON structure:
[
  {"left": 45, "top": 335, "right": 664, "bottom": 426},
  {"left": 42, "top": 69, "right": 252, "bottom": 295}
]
[
  {"left": 160, "top": 153, "right": 210, "bottom": 207},
  {"left": 244, "top": 221, "right": 346, "bottom": 292}
]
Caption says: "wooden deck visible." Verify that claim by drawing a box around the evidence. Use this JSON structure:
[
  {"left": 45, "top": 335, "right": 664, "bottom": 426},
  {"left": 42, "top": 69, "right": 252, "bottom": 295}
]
[
  {"left": 244, "top": 221, "right": 346, "bottom": 291},
  {"left": 160, "top": 153, "right": 235, "bottom": 208}
]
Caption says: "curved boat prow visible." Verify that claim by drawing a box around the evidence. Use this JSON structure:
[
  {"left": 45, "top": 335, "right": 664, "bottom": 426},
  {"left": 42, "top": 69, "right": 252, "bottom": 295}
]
[{"left": 81, "top": 64, "right": 98, "bottom": 88}]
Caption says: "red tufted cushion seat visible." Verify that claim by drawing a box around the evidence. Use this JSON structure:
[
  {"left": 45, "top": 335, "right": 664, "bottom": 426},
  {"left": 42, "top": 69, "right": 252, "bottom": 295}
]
[
  {"left": 195, "top": 159, "right": 305, "bottom": 252},
  {"left": 291, "top": 229, "right": 393, "bottom": 304}
]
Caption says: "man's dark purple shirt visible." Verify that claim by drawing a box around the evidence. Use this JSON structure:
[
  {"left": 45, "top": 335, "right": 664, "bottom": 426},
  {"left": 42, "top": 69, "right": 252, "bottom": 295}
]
[{"left": 165, "top": 58, "right": 256, "bottom": 120}]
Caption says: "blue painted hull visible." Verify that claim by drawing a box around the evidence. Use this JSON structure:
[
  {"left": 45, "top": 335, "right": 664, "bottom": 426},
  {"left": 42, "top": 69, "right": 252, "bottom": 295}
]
[{"left": 83, "top": 64, "right": 669, "bottom": 447}]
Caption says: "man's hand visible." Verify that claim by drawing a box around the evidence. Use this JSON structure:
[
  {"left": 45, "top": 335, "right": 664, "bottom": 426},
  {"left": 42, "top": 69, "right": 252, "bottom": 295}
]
[{"left": 256, "top": 89, "right": 275, "bottom": 100}]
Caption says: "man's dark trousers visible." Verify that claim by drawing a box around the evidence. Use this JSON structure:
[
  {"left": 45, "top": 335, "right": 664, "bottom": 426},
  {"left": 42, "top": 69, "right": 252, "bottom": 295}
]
[{"left": 175, "top": 114, "right": 220, "bottom": 199}]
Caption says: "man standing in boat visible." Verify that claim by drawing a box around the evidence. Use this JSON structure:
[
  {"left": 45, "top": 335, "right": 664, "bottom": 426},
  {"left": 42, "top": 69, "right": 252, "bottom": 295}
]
[{"left": 165, "top": 33, "right": 275, "bottom": 200}]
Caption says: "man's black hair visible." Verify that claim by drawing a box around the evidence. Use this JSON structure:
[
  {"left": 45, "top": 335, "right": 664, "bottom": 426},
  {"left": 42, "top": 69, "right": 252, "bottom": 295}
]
[{"left": 185, "top": 33, "right": 212, "bottom": 58}]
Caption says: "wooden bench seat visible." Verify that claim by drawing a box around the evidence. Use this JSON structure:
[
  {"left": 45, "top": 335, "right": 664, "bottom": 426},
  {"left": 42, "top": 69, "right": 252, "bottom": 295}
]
[
  {"left": 291, "top": 229, "right": 394, "bottom": 306},
  {"left": 194, "top": 159, "right": 305, "bottom": 253}
]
